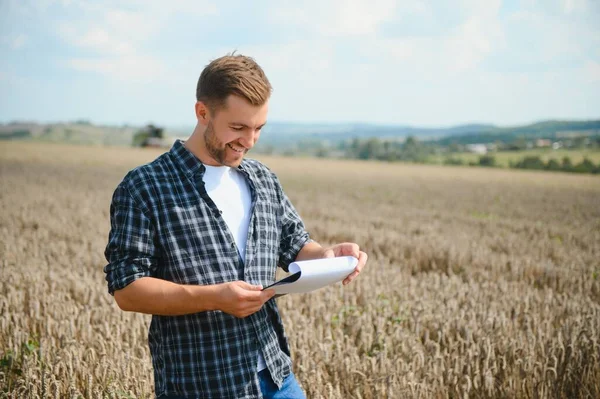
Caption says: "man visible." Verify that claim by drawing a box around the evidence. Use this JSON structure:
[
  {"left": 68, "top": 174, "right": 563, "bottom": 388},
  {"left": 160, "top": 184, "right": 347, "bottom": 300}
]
[{"left": 104, "top": 53, "right": 368, "bottom": 399}]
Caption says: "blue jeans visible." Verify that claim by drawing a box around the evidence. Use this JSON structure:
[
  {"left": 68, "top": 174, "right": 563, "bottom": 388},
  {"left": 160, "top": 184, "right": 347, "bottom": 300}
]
[
  {"left": 158, "top": 369, "right": 306, "bottom": 398},
  {"left": 259, "top": 368, "right": 306, "bottom": 399}
]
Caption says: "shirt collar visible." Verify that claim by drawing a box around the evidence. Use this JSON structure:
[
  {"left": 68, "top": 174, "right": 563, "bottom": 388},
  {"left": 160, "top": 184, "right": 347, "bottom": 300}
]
[
  {"left": 169, "top": 139, "right": 252, "bottom": 179},
  {"left": 169, "top": 139, "right": 206, "bottom": 178}
]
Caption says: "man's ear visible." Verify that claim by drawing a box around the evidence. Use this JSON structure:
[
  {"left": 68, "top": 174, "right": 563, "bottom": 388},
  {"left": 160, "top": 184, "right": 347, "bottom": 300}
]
[{"left": 195, "top": 101, "right": 210, "bottom": 125}]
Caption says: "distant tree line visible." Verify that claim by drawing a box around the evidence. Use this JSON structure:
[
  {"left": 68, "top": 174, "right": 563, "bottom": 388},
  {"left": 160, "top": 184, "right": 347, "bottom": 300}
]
[
  {"left": 435, "top": 120, "right": 600, "bottom": 146},
  {"left": 342, "top": 136, "right": 434, "bottom": 162},
  {"left": 511, "top": 156, "right": 599, "bottom": 174},
  {"left": 443, "top": 154, "right": 600, "bottom": 174},
  {"left": 335, "top": 136, "right": 600, "bottom": 174}
]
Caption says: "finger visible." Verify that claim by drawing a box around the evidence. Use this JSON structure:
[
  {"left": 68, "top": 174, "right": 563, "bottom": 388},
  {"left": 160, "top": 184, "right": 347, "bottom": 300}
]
[
  {"left": 240, "top": 299, "right": 269, "bottom": 318},
  {"left": 238, "top": 281, "right": 263, "bottom": 291},
  {"left": 249, "top": 287, "right": 276, "bottom": 303},
  {"left": 349, "top": 243, "right": 360, "bottom": 258},
  {"left": 343, "top": 271, "right": 359, "bottom": 285},
  {"left": 243, "top": 290, "right": 268, "bottom": 302},
  {"left": 237, "top": 309, "right": 254, "bottom": 318},
  {"left": 323, "top": 248, "right": 335, "bottom": 258},
  {"left": 261, "top": 289, "right": 276, "bottom": 301},
  {"left": 356, "top": 251, "right": 368, "bottom": 271},
  {"left": 337, "top": 243, "right": 360, "bottom": 258},
  {"left": 343, "top": 252, "right": 366, "bottom": 285}
]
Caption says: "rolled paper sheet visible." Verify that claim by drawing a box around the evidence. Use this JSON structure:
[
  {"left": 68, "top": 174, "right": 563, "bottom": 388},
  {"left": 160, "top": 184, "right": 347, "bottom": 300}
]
[{"left": 264, "top": 256, "right": 358, "bottom": 295}]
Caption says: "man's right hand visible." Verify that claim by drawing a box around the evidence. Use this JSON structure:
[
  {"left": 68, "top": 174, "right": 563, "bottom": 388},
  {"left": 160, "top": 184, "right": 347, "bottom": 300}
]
[
  {"left": 215, "top": 281, "right": 275, "bottom": 318},
  {"left": 113, "top": 277, "right": 275, "bottom": 317}
]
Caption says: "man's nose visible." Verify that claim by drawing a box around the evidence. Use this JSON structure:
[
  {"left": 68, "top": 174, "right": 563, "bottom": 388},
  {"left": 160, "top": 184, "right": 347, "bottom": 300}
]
[{"left": 239, "top": 129, "right": 259, "bottom": 148}]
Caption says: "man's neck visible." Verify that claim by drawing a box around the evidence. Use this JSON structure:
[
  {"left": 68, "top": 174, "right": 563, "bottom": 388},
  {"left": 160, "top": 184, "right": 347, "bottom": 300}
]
[{"left": 184, "top": 128, "right": 212, "bottom": 165}]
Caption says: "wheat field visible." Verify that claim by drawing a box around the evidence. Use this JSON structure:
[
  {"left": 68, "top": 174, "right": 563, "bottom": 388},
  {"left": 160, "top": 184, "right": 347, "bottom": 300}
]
[{"left": 1, "top": 141, "right": 599, "bottom": 398}]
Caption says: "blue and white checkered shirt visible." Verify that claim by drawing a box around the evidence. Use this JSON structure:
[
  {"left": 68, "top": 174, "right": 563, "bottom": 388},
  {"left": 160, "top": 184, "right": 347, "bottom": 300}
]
[{"left": 104, "top": 140, "right": 310, "bottom": 398}]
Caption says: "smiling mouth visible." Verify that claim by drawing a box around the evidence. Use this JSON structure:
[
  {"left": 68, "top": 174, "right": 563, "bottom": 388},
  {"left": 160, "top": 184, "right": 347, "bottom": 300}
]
[{"left": 227, "top": 143, "right": 246, "bottom": 153}]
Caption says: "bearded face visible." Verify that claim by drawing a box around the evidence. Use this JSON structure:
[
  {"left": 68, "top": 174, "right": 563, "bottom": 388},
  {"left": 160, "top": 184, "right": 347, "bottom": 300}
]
[
  {"left": 194, "top": 95, "right": 268, "bottom": 167},
  {"left": 203, "top": 121, "right": 249, "bottom": 167}
]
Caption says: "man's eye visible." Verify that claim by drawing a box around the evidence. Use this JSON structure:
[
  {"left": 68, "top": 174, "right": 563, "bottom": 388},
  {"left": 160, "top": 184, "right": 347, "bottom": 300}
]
[{"left": 232, "top": 126, "right": 243, "bottom": 131}]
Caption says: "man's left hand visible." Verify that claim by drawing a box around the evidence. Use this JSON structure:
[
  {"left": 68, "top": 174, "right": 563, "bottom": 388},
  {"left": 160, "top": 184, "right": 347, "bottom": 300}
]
[{"left": 322, "top": 243, "right": 368, "bottom": 285}]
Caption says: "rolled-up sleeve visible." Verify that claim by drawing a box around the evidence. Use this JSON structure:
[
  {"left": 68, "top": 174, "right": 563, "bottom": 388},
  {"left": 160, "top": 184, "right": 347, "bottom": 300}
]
[
  {"left": 275, "top": 179, "right": 311, "bottom": 272},
  {"left": 104, "top": 182, "right": 159, "bottom": 295}
]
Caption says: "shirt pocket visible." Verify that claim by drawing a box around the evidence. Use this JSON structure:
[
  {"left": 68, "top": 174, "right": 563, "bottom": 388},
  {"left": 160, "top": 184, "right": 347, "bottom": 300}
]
[
  {"left": 157, "top": 202, "right": 215, "bottom": 285},
  {"left": 256, "top": 225, "right": 280, "bottom": 282},
  {"left": 254, "top": 192, "right": 279, "bottom": 243}
]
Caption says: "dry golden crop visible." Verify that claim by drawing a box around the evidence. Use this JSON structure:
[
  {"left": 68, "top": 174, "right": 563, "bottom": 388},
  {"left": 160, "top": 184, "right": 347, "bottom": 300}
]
[{"left": 1, "top": 141, "right": 599, "bottom": 398}]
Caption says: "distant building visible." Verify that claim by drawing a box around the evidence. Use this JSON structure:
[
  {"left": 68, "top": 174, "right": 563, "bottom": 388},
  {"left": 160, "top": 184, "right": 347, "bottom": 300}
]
[
  {"left": 466, "top": 144, "right": 487, "bottom": 154},
  {"left": 552, "top": 141, "right": 562, "bottom": 150},
  {"left": 536, "top": 139, "right": 551, "bottom": 148}
]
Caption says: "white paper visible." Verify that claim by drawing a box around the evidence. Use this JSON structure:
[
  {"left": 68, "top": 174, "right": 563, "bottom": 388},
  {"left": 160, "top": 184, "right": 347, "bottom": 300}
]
[{"left": 264, "top": 256, "right": 358, "bottom": 295}]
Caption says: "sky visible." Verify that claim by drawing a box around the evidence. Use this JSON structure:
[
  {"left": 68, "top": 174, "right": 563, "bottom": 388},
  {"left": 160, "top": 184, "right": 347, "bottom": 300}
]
[{"left": 0, "top": 0, "right": 599, "bottom": 128}]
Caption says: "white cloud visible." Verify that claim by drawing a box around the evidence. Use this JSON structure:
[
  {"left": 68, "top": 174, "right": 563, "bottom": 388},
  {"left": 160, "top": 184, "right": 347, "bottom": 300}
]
[
  {"left": 438, "top": 0, "right": 504, "bottom": 71},
  {"left": 324, "top": 0, "right": 398, "bottom": 36},
  {"left": 562, "top": 0, "right": 593, "bottom": 13},
  {"left": 2, "top": 0, "right": 598, "bottom": 125},
  {"left": 65, "top": 55, "right": 165, "bottom": 82},
  {"left": 58, "top": 26, "right": 133, "bottom": 55},
  {"left": 56, "top": 4, "right": 161, "bottom": 56},
  {"left": 1, "top": 34, "right": 28, "bottom": 49},
  {"left": 581, "top": 61, "right": 600, "bottom": 83},
  {"left": 240, "top": 40, "right": 335, "bottom": 74},
  {"left": 54, "top": 1, "right": 217, "bottom": 80},
  {"left": 270, "top": 0, "right": 398, "bottom": 36},
  {"left": 363, "top": 6, "right": 504, "bottom": 75},
  {"left": 2, "top": 0, "right": 75, "bottom": 15},
  {"left": 508, "top": 11, "right": 582, "bottom": 60},
  {"left": 269, "top": 0, "right": 505, "bottom": 76},
  {"left": 0, "top": 68, "right": 31, "bottom": 88},
  {"left": 11, "top": 34, "right": 27, "bottom": 49},
  {"left": 447, "top": 11, "right": 505, "bottom": 71}
]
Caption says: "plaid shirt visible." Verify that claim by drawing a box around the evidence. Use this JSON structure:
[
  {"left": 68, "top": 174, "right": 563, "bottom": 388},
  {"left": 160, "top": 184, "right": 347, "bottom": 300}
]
[{"left": 104, "top": 140, "right": 310, "bottom": 398}]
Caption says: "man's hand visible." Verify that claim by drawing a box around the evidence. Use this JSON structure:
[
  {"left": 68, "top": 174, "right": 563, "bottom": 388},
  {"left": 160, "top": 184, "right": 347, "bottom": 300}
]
[
  {"left": 322, "top": 243, "right": 368, "bottom": 285},
  {"left": 215, "top": 281, "right": 275, "bottom": 318}
]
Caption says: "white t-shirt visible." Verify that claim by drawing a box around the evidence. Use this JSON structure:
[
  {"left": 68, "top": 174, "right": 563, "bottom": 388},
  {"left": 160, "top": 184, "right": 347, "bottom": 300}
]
[
  {"left": 202, "top": 164, "right": 267, "bottom": 371},
  {"left": 202, "top": 165, "right": 252, "bottom": 262}
]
